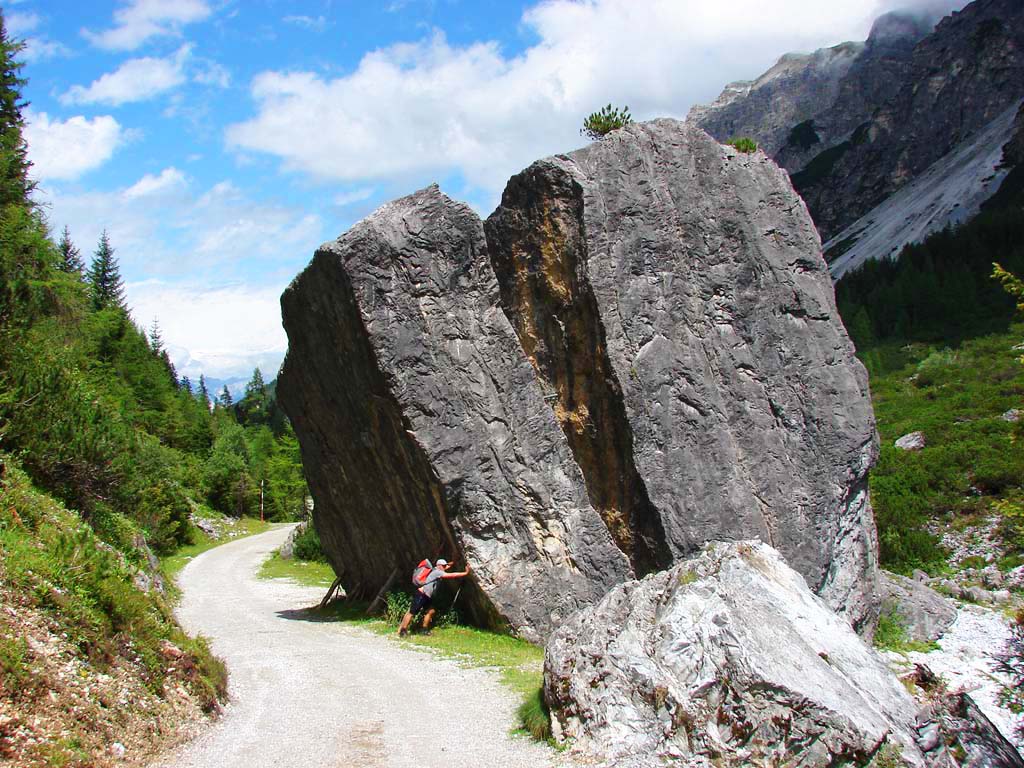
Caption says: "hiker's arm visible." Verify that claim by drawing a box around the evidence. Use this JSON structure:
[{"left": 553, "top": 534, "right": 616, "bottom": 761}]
[{"left": 442, "top": 565, "right": 471, "bottom": 579}]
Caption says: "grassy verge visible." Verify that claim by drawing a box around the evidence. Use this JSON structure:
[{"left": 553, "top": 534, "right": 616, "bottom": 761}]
[
  {"left": 258, "top": 551, "right": 337, "bottom": 588},
  {"left": 0, "top": 454, "right": 228, "bottom": 766}
]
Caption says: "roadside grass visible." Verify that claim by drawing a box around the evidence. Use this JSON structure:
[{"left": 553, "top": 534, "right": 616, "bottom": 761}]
[{"left": 258, "top": 551, "right": 336, "bottom": 588}]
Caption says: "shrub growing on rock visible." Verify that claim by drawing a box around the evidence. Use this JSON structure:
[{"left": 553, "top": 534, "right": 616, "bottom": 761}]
[
  {"left": 581, "top": 104, "right": 632, "bottom": 139},
  {"left": 726, "top": 136, "right": 758, "bottom": 153}
]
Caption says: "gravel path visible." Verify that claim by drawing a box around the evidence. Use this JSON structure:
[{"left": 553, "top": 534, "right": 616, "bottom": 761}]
[{"left": 149, "top": 525, "right": 564, "bottom": 768}]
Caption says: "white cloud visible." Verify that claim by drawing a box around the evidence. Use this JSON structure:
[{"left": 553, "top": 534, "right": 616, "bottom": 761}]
[
  {"left": 127, "top": 281, "right": 288, "bottom": 380},
  {"left": 38, "top": 173, "right": 323, "bottom": 285},
  {"left": 61, "top": 45, "right": 190, "bottom": 106},
  {"left": 194, "top": 59, "right": 230, "bottom": 88},
  {"left": 24, "top": 110, "right": 124, "bottom": 181},
  {"left": 333, "top": 187, "right": 375, "bottom": 207},
  {"left": 5, "top": 10, "right": 40, "bottom": 36},
  {"left": 36, "top": 170, "right": 324, "bottom": 379},
  {"left": 83, "top": 0, "right": 211, "bottom": 52},
  {"left": 227, "top": 0, "right": 890, "bottom": 196},
  {"left": 22, "top": 37, "right": 72, "bottom": 62},
  {"left": 123, "top": 167, "right": 187, "bottom": 199},
  {"left": 282, "top": 15, "right": 328, "bottom": 33}
]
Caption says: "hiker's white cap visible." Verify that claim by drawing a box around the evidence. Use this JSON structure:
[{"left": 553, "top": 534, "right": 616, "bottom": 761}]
[{"left": 436, "top": 559, "right": 449, "bottom": 566}]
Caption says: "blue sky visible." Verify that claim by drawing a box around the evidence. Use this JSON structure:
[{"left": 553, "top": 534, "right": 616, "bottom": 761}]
[{"left": 3, "top": 0, "right": 966, "bottom": 389}]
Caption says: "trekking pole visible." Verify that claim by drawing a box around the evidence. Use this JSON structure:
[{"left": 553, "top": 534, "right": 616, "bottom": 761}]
[{"left": 450, "top": 585, "right": 462, "bottom": 615}]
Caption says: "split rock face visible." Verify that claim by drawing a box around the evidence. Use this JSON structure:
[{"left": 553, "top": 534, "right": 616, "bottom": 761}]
[
  {"left": 279, "top": 119, "right": 879, "bottom": 640},
  {"left": 544, "top": 541, "right": 923, "bottom": 768}
]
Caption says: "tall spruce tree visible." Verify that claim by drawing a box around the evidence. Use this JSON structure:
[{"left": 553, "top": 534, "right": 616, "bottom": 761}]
[
  {"left": 57, "top": 225, "right": 84, "bottom": 274},
  {"left": 218, "top": 385, "right": 233, "bottom": 408},
  {"left": 87, "top": 230, "right": 126, "bottom": 311},
  {"left": 0, "top": 14, "right": 32, "bottom": 208},
  {"left": 148, "top": 318, "right": 164, "bottom": 351},
  {"left": 198, "top": 374, "right": 210, "bottom": 406}
]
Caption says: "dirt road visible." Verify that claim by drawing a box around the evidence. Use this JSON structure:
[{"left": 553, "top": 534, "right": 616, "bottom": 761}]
[{"left": 149, "top": 525, "right": 560, "bottom": 768}]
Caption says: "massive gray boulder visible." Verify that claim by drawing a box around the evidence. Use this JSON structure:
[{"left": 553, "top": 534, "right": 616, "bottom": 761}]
[
  {"left": 278, "top": 186, "right": 630, "bottom": 639},
  {"left": 486, "top": 119, "right": 878, "bottom": 631},
  {"left": 544, "top": 541, "right": 924, "bottom": 768},
  {"left": 279, "top": 118, "right": 879, "bottom": 639}
]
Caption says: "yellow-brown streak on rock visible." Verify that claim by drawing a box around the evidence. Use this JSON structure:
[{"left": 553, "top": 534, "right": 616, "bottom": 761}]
[{"left": 486, "top": 165, "right": 670, "bottom": 575}]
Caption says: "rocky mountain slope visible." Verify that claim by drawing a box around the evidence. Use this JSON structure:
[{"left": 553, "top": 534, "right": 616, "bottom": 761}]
[
  {"left": 690, "top": 0, "right": 1024, "bottom": 273},
  {"left": 279, "top": 119, "right": 879, "bottom": 641}
]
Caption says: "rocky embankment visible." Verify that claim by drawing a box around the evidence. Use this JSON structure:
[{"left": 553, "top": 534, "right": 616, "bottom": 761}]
[{"left": 279, "top": 118, "right": 879, "bottom": 640}]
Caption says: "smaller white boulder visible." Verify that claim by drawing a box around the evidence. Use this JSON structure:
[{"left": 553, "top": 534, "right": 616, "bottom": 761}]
[
  {"left": 545, "top": 541, "right": 924, "bottom": 768},
  {"left": 895, "top": 431, "right": 927, "bottom": 451}
]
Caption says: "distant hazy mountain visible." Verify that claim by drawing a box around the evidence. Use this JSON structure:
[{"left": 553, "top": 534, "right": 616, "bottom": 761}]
[{"left": 690, "top": 0, "right": 1024, "bottom": 277}]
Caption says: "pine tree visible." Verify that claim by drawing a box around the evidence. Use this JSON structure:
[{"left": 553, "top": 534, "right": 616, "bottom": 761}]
[
  {"left": 148, "top": 318, "right": 163, "bottom": 352},
  {"left": 180, "top": 375, "right": 193, "bottom": 394},
  {"left": 87, "top": 231, "right": 126, "bottom": 311},
  {"left": 0, "top": 13, "right": 33, "bottom": 208},
  {"left": 198, "top": 374, "right": 210, "bottom": 405},
  {"left": 245, "top": 367, "right": 266, "bottom": 399},
  {"left": 57, "top": 225, "right": 84, "bottom": 274},
  {"left": 218, "top": 385, "right": 233, "bottom": 408}
]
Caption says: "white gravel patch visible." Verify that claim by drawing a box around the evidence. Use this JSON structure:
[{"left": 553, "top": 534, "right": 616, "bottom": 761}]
[
  {"left": 899, "top": 604, "right": 1023, "bottom": 749},
  {"left": 148, "top": 525, "right": 570, "bottom": 768}
]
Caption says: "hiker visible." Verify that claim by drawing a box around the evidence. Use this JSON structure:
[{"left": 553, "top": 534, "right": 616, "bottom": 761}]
[{"left": 397, "top": 558, "right": 471, "bottom": 636}]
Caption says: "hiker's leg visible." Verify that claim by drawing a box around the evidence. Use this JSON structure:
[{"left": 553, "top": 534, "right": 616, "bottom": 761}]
[
  {"left": 422, "top": 607, "right": 437, "bottom": 631},
  {"left": 398, "top": 610, "right": 413, "bottom": 636}
]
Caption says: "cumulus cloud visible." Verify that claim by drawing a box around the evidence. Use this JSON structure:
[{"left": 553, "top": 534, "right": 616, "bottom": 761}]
[
  {"left": 22, "top": 37, "right": 72, "bottom": 62},
  {"left": 227, "top": 0, "right": 886, "bottom": 198},
  {"left": 36, "top": 169, "right": 324, "bottom": 378},
  {"left": 282, "top": 15, "right": 328, "bottom": 33},
  {"left": 127, "top": 281, "right": 288, "bottom": 380},
  {"left": 24, "top": 110, "right": 124, "bottom": 181},
  {"left": 61, "top": 45, "right": 191, "bottom": 106},
  {"left": 83, "top": 0, "right": 211, "bottom": 52},
  {"left": 123, "top": 167, "right": 187, "bottom": 199},
  {"left": 39, "top": 171, "right": 323, "bottom": 284},
  {"left": 5, "top": 10, "right": 40, "bottom": 36}
]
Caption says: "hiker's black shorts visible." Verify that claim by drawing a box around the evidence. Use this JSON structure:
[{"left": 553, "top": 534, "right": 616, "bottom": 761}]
[{"left": 411, "top": 590, "right": 433, "bottom": 614}]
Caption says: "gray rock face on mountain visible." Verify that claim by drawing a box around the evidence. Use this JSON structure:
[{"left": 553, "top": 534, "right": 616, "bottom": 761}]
[
  {"left": 278, "top": 186, "right": 630, "bottom": 641},
  {"left": 692, "top": 0, "right": 1024, "bottom": 251},
  {"left": 487, "top": 120, "right": 879, "bottom": 631},
  {"left": 280, "top": 118, "right": 880, "bottom": 638},
  {"left": 797, "top": 0, "right": 1024, "bottom": 241},
  {"left": 544, "top": 541, "right": 923, "bottom": 768},
  {"left": 690, "top": 11, "right": 928, "bottom": 174}
]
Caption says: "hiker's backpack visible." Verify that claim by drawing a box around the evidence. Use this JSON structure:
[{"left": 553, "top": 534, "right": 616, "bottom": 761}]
[{"left": 412, "top": 559, "right": 433, "bottom": 588}]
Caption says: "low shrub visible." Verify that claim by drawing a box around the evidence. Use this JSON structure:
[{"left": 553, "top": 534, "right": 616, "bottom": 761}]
[
  {"left": 517, "top": 686, "right": 552, "bottom": 741},
  {"left": 726, "top": 137, "right": 758, "bottom": 154},
  {"left": 292, "top": 522, "right": 326, "bottom": 562},
  {"left": 385, "top": 591, "right": 411, "bottom": 626}
]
